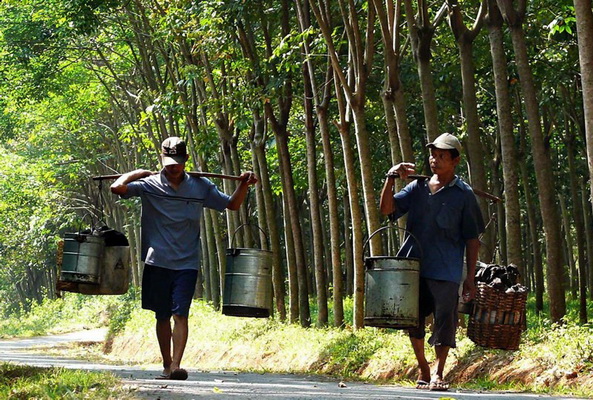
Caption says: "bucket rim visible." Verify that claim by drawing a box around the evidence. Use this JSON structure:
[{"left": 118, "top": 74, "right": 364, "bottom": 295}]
[
  {"left": 226, "top": 247, "right": 273, "bottom": 254},
  {"left": 364, "top": 255, "right": 420, "bottom": 261}
]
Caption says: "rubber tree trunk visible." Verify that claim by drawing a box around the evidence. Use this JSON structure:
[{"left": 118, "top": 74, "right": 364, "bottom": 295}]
[
  {"left": 573, "top": 0, "right": 593, "bottom": 222},
  {"left": 199, "top": 219, "right": 211, "bottom": 301},
  {"left": 563, "top": 114, "right": 588, "bottom": 322},
  {"left": 498, "top": 0, "right": 566, "bottom": 322},
  {"left": 448, "top": 0, "right": 492, "bottom": 262},
  {"left": 250, "top": 126, "right": 287, "bottom": 320},
  {"left": 486, "top": 0, "right": 523, "bottom": 271},
  {"left": 281, "top": 189, "right": 299, "bottom": 323},
  {"left": 403, "top": 0, "right": 445, "bottom": 141},
  {"left": 559, "top": 194, "right": 577, "bottom": 299},
  {"left": 581, "top": 177, "right": 593, "bottom": 300},
  {"left": 303, "top": 64, "right": 328, "bottom": 326},
  {"left": 333, "top": 68, "right": 365, "bottom": 328},
  {"left": 275, "top": 132, "right": 311, "bottom": 327},
  {"left": 295, "top": 0, "right": 336, "bottom": 325},
  {"left": 319, "top": 108, "right": 345, "bottom": 327}
]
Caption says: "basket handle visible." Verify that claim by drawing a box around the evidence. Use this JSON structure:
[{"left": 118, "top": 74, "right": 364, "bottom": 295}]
[
  {"left": 362, "top": 226, "right": 423, "bottom": 260},
  {"left": 230, "top": 223, "right": 269, "bottom": 249}
]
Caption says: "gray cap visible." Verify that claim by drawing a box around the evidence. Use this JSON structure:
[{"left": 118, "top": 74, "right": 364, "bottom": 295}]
[
  {"left": 426, "top": 133, "right": 462, "bottom": 154},
  {"left": 161, "top": 137, "right": 188, "bottom": 166}
]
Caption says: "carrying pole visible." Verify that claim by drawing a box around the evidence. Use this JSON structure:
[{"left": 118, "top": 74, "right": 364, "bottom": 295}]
[
  {"left": 92, "top": 171, "right": 245, "bottom": 181},
  {"left": 386, "top": 173, "right": 503, "bottom": 203}
]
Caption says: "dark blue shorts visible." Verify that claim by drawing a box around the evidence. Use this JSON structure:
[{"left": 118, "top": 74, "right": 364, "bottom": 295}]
[{"left": 141, "top": 264, "right": 198, "bottom": 320}]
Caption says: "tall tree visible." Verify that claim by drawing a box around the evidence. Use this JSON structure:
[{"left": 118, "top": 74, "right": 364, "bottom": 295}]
[
  {"left": 498, "top": 0, "right": 566, "bottom": 322},
  {"left": 485, "top": 0, "right": 523, "bottom": 272},
  {"left": 403, "top": 0, "right": 448, "bottom": 141},
  {"left": 573, "top": 0, "right": 593, "bottom": 213},
  {"left": 309, "top": 0, "right": 383, "bottom": 257},
  {"left": 295, "top": 0, "right": 341, "bottom": 326}
]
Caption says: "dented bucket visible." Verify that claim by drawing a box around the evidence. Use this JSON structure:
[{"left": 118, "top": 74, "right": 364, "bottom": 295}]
[{"left": 363, "top": 227, "right": 422, "bottom": 329}]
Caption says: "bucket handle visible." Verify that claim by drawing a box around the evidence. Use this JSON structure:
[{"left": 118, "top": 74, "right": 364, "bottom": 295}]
[
  {"left": 362, "top": 226, "right": 424, "bottom": 261},
  {"left": 230, "top": 223, "right": 269, "bottom": 250},
  {"left": 72, "top": 213, "right": 96, "bottom": 243}
]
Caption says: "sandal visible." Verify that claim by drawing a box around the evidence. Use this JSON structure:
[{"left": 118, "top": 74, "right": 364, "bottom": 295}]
[
  {"left": 416, "top": 379, "right": 430, "bottom": 389},
  {"left": 429, "top": 379, "right": 450, "bottom": 391},
  {"left": 170, "top": 368, "right": 188, "bottom": 381}
]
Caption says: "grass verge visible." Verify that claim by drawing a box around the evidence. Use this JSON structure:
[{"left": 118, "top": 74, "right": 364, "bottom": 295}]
[
  {"left": 2, "top": 291, "right": 593, "bottom": 398},
  {"left": 106, "top": 298, "right": 593, "bottom": 398},
  {"left": 0, "top": 363, "right": 135, "bottom": 399}
]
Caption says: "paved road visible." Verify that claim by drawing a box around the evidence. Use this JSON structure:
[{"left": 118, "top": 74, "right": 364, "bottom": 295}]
[{"left": 0, "top": 329, "right": 583, "bottom": 400}]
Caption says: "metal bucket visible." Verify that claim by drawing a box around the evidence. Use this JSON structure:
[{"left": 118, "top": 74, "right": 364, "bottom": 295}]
[
  {"left": 222, "top": 225, "right": 272, "bottom": 318},
  {"left": 60, "top": 233, "right": 104, "bottom": 284},
  {"left": 364, "top": 227, "right": 421, "bottom": 329},
  {"left": 78, "top": 245, "right": 130, "bottom": 295}
]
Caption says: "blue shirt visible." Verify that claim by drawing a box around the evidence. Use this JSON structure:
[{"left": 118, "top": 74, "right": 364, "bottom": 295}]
[
  {"left": 391, "top": 176, "right": 485, "bottom": 283},
  {"left": 120, "top": 170, "right": 230, "bottom": 271}
]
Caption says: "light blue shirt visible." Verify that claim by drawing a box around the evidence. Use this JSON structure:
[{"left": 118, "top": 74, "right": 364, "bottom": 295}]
[
  {"left": 120, "top": 170, "right": 230, "bottom": 270},
  {"left": 391, "top": 176, "right": 485, "bottom": 283}
]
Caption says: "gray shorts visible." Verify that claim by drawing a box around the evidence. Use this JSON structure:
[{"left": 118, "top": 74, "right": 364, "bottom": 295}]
[{"left": 408, "top": 277, "right": 460, "bottom": 348}]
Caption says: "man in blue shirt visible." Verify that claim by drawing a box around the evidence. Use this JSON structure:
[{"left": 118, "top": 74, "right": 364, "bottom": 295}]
[
  {"left": 379, "top": 133, "right": 484, "bottom": 391},
  {"left": 111, "top": 137, "right": 257, "bottom": 381}
]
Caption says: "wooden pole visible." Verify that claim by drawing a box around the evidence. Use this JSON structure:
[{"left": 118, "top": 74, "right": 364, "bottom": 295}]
[{"left": 92, "top": 171, "right": 245, "bottom": 181}]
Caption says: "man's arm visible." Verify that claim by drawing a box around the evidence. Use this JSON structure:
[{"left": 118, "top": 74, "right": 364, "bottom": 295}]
[
  {"left": 226, "top": 172, "right": 258, "bottom": 211},
  {"left": 380, "top": 176, "right": 397, "bottom": 215},
  {"left": 380, "top": 162, "right": 415, "bottom": 215},
  {"left": 110, "top": 169, "right": 154, "bottom": 196},
  {"left": 462, "top": 238, "right": 481, "bottom": 301}
]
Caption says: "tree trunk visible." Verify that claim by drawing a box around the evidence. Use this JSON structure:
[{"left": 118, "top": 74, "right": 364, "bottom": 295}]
[
  {"left": 371, "top": 0, "right": 414, "bottom": 163},
  {"left": 319, "top": 109, "right": 345, "bottom": 327},
  {"left": 343, "top": 193, "right": 354, "bottom": 297},
  {"left": 563, "top": 113, "right": 588, "bottom": 322},
  {"left": 200, "top": 218, "right": 212, "bottom": 301},
  {"left": 282, "top": 190, "right": 299, "bottom": 323},
  {"left": 205, "top": 214, "right": 220, "bottom": 305},
  {"left": 498, "top": 0, "right": 566, "bottom": 322},
  {"left": 337, "top": 122, "right": 365, "bottom": 328},
  {"left": 403, "top": 0, "right": 446, "bottom": 141},
  {"left": 486, "top": 0, "right": 522, "bottom": 270},
  {"left": 559, "top": 194, "right": 577, "bottom": 299},
  {"left": 581, "top": 177, "right": 593, "bottom": 300},
  {"left": 275, "top": 132, "right": 311, "bottom": 327},
  {"left": 251, "top": 112, "right": 286, "bottom": 320},
  {"left": 302, "top": 56, "right": 328, "bottom": 326},
  {"left": 573, "top": 0, "right": 593, "bottom": 215},
  {"left": 295, "top": 0, "right": 344, "bottom": 326}
]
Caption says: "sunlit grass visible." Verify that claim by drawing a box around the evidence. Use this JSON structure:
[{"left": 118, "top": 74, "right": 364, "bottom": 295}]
[
  {"left": 2, "top": 289, "right": 593, "bottom": 397},
  {"left": 0, "top": 292, "right": 133, "bottom": 339},
  {"left": 0, "top": 363, "right": 135, "bottom": 399}
]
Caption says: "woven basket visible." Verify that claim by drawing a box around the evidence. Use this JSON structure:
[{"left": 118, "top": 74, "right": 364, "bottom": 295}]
[{"left": 467, "top": 282, "right": 527, "bottom": 350}]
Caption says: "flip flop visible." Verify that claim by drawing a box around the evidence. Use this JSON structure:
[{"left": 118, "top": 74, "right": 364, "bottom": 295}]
[
  {"left": 170, "top": 368, "right": 188, "bottom": 381},
  {"left": 156, "top": 373, "right": 170, "bottom": 380},
  {"left": 416, "top": 379, "right": 430, "bottom": 389},
  {"left": 429, "top": 379, "right": 450, "bottom": 391}
]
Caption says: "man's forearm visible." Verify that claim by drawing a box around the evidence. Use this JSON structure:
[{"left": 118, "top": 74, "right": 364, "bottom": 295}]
[
  {"left": 227, "top": 181, "right": 250, "bottom": 210},
  {"left": 110, "top": 169, "right": 152, "bottom": 195},
  {"left": 380, "top": 177, "right": 396, "bottom": 215},
  {"left": 465, "top": 238, "right": 480, "bottom": 279}
]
